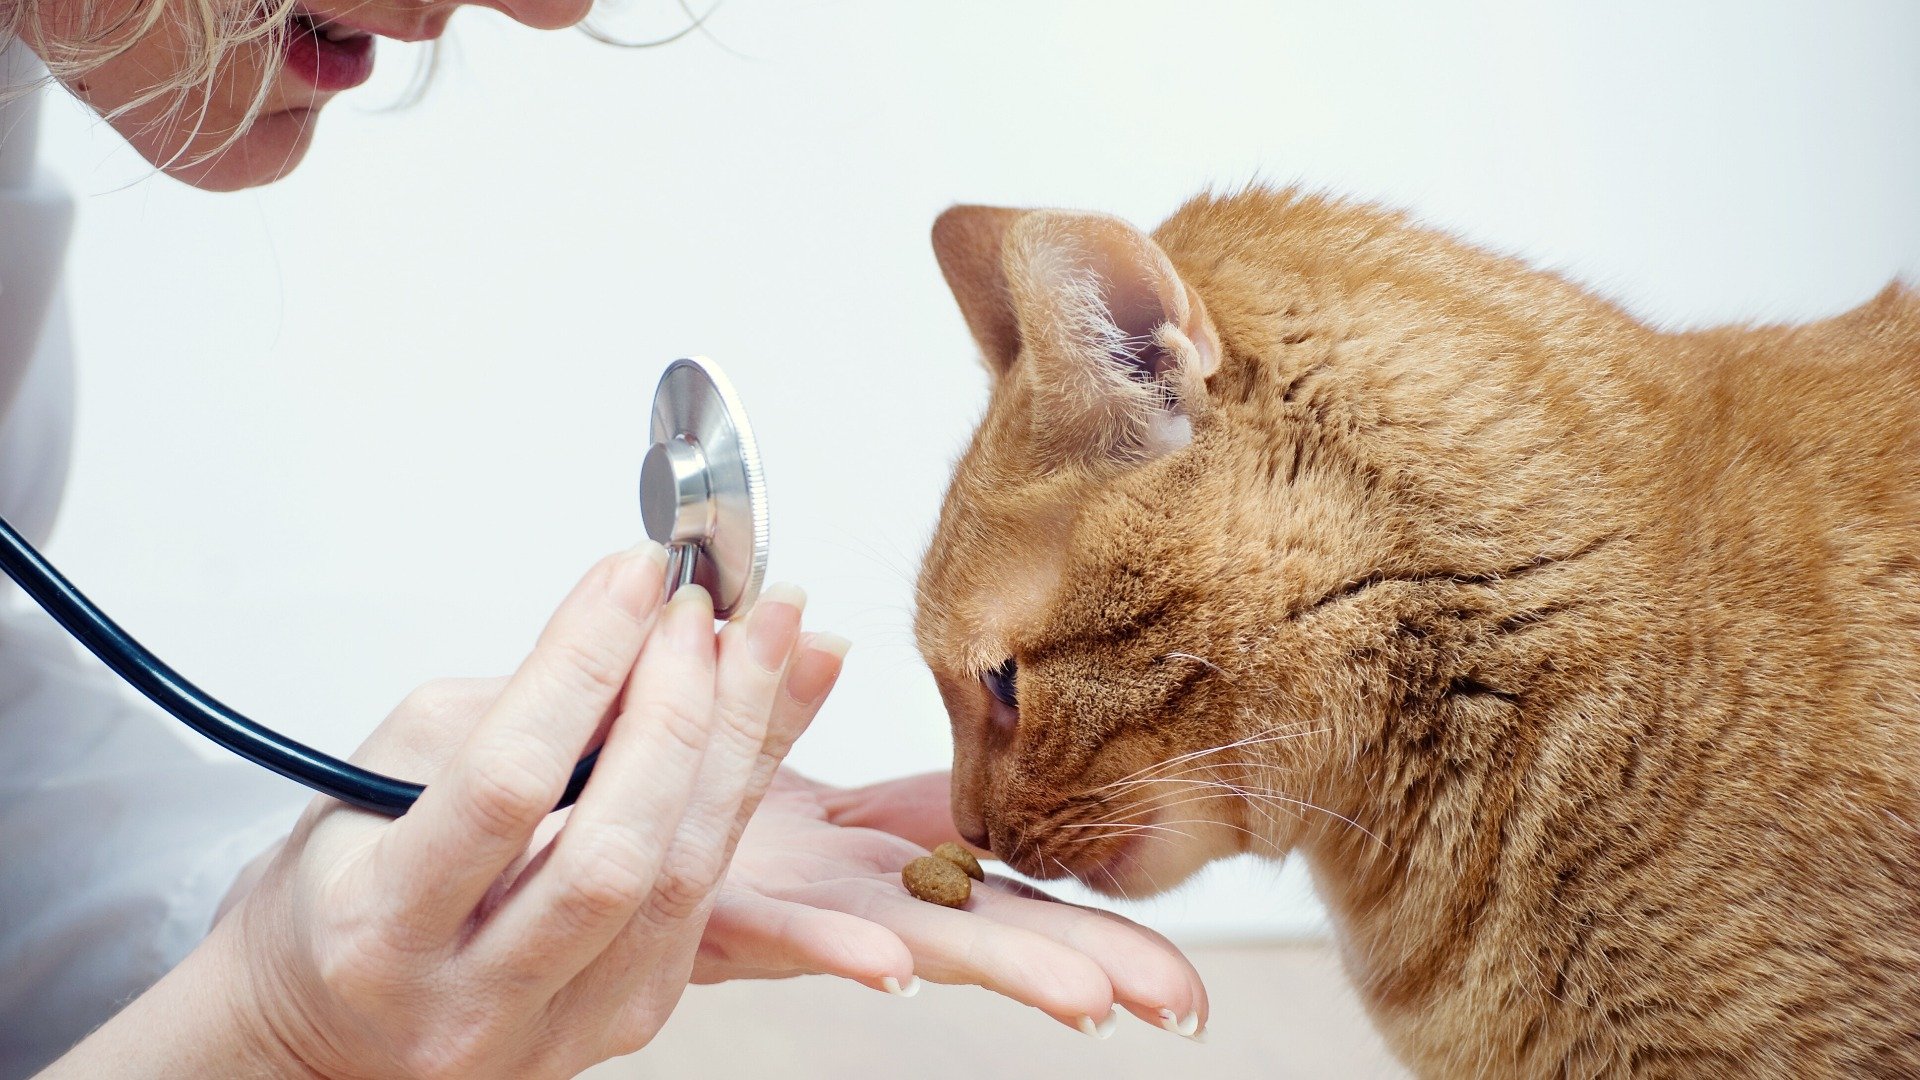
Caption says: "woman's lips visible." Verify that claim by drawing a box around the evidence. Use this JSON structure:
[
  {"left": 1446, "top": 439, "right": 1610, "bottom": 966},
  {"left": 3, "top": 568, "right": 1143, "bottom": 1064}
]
[{"left": 281, "top": 10, "right": 376, "bottom": 92}]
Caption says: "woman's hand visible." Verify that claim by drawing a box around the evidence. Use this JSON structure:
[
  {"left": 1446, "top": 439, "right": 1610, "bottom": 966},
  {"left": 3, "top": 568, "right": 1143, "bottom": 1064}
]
[
  {"left": 693, "top": 770, "right": 1210, "bottom": 1040},
  {"left": 43, "top": 544, "right": 847, "bottom": 1080}
]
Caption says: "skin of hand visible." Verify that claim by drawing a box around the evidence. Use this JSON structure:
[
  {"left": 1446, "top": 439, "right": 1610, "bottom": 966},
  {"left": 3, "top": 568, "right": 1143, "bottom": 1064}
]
[
  {"left": 212, "top": 763, "right": 1211, "bottom": 1044},
  {"left": 694, "top": 769, "right": 1212, "bottom": 1040},
  {"left": 41, "top": 542, "right": 848, "bottom": 1079},
  {"left": 214, "top": 773, "right": 1212, "bottom": 1042}
]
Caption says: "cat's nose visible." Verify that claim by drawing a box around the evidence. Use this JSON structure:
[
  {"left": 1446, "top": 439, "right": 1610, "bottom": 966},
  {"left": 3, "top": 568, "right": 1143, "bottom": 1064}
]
[{"left": 959, "top": 823, "right": 991, "bottom": 851}]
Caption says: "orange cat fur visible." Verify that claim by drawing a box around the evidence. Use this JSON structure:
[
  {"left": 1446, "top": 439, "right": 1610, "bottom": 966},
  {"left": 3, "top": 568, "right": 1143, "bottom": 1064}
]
[{"left": 913, "top": 190, "right": 1920, "bottom": 1078}]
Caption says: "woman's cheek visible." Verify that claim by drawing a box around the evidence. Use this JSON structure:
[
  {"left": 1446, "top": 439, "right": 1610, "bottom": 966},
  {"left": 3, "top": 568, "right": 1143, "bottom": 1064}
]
[{"left": 36, "top": 0, "right": 325, "bottom": 192}]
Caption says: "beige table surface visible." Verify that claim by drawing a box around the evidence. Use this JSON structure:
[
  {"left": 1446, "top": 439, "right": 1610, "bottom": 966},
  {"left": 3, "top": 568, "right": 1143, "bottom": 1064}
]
[{"left": 585, "top": 940, "right": 1410, "bottom": 1079}]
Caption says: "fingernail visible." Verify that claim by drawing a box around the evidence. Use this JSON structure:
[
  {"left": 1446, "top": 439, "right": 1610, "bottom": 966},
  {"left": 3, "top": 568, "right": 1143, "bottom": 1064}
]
[
  {"left": 784, "top": 632, "right": 851, "bottom": 706},
  {"left": 746, "top": 583, "right": 806, "bottom": 672},
  {"left": 668, "top": 581, "right": 711, "bottom": 609},
  {"left": 1075, "top": 1012, "right": 1117, "bottom": 1039},
  {"left": 666, "top": 583, "right": 713, "bottom": 643},
  {"left": 1179, "top": 1011, "right": 1201, "bottom": 1038},
  {"left": 1157, "top": 1007, "right": 1181, "bottom": 1035},
  {"left": 880, "top": 975, "right": 921, "bottom": 998},
  {"left": 630, "top": 539, "right": 670, "bottom": 568},
  {"left": 608, "top": 542, "right": 669, "bottom": 615}
]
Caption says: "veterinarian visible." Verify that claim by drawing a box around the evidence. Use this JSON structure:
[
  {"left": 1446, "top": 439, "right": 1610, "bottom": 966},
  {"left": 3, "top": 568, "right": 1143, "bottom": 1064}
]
[{"left": 0, "top": 6, "right": 1207, "bottom": 1075}]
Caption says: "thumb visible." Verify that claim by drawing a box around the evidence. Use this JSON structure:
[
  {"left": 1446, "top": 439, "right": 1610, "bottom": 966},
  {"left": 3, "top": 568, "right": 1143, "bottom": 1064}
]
[
  {"left": 696, "top": 888, "right": 913, "bottom": 990},
  {"left": 817, "top": 771, "right": 986, "bottom": 856}
]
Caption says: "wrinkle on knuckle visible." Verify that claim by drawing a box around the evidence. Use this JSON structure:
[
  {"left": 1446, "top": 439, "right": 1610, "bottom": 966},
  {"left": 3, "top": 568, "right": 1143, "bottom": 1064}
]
[
  {"left": 738, "top": 755, "right": 784, "bottom": 802},
  {"left": 710, "top": 698, "right": 770, "bottom": 750},
  {"left": 316, "top": 923, "right": 415, "bottom": 1007},
  {"left": 459, "top": 740, "right": 558, "bottom": 842},
  {"left": 552, "top": 829, "right": 656, "bottom": 926},
  {"left": 639, "top": 848, "right": 723, "bottom": 925},
  {"left": 754, "top": 727, "right": 804, "bottom": 770},
  {"left": 542, "top": 630, "right": 634, "bottom": 705},
  {"left": 355, "top": 897, "right": 444, "bottom": 971},
  {"left": 640, "top": 873, "right": 707, "bottom": 925},
  {"left": 640, "top": 692, "right": 713, "bottom": 759}
]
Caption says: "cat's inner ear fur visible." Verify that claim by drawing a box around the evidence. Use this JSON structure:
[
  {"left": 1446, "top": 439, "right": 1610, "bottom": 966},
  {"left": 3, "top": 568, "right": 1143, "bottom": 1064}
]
[{"left": 1006, "top": 210, "right": 1222, "bottom": 464}]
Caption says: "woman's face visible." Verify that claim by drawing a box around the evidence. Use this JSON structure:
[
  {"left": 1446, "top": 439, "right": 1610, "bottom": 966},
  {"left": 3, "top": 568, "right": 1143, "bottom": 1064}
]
[{"left": 38, "top": 0, "right": 590, "bottom": 190}]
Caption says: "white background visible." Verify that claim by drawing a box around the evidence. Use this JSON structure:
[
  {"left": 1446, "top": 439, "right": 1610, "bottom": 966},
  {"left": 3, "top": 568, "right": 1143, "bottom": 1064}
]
[{"left": 33, "top": 0, "right": 1920, "bottom": 939}]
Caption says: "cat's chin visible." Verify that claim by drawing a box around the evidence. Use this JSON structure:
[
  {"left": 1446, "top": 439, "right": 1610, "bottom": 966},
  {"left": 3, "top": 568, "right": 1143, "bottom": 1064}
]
[
  {"left": 1075, "top": 837, "right": 1221, "bottom": 895},
  {"left": 1042, "top": 822, "right": 1240, "bottom": 901}
]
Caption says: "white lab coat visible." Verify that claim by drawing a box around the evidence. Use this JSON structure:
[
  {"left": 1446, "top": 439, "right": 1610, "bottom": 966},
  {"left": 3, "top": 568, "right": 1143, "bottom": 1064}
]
[{"left": 0, "top": 42, "right": 305, "bottom": 1078}]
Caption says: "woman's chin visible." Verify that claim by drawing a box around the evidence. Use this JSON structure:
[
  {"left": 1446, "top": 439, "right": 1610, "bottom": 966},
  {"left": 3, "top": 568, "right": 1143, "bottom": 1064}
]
[{"left": 140, "top": 107, "right": 323, "bottom": 191}]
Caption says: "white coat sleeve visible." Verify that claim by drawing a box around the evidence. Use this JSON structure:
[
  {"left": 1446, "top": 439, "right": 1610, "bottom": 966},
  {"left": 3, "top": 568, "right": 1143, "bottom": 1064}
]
[
  {"left": 0, "top": 60, "right": 308, "bottom": 1072},
  {"left": 0, "top": 332, "right": 308, "bottom": 1075},
  {"left": 0, "top": 594, "right": 306, "bottom": 1079}
]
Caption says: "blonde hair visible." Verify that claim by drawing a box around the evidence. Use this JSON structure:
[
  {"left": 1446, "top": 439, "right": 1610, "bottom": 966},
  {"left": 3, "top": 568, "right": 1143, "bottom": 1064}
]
[
  {"left": 2, "top": 0, "right": 710, "bottom": 170},
  {"left": 4, "top": 0, "right": 301, "bottom": 167}
]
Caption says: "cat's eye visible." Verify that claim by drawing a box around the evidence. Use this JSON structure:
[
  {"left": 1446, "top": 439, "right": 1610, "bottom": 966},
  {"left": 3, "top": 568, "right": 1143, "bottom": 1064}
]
[{"left": 982, "top": 658, "right": 1018, "bottom": 709}]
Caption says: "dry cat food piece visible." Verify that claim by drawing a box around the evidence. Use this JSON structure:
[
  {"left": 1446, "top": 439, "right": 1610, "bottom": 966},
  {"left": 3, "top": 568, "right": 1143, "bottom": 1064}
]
[
  {"left": 902, "top": 855, "right": 971, "bottom": 908},
  {"left": 931, "top": 842, "right": 985, "bottom": 881}
]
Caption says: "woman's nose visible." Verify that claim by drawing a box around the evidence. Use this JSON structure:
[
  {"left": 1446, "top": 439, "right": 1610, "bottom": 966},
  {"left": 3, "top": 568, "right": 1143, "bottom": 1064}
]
[{"left": 470, "top": 0, "right": 592, "bottom": 32}]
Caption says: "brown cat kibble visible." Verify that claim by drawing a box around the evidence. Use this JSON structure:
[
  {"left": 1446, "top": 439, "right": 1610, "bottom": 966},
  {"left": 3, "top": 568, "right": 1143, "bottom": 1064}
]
[
  {"left": 915, "top": 191, "right": 1920, "bottom": 1078},
  {"left": 930, "top": 841, "right": 984, "bottom": 881},
  {"left": 902, "top": 855, "right": 970, "bottom": 908}
]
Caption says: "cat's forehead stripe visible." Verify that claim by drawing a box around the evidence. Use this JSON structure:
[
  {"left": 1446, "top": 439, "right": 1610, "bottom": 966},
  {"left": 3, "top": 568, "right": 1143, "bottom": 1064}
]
[{"left": 961, "top": 560, "right": 1064, "bottom": 670}]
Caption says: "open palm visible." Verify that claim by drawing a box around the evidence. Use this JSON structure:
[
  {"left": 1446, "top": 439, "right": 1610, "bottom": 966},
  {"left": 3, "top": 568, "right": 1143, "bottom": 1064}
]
[{"left": 694, "top": 769, "right": 1209, "bottom": 1039}]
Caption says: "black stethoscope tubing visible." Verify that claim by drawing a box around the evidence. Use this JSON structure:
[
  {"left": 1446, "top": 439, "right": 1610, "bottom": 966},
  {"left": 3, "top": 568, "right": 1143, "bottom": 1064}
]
[{"left": 0, "top": 514, "right": 596, "bottom": 816}]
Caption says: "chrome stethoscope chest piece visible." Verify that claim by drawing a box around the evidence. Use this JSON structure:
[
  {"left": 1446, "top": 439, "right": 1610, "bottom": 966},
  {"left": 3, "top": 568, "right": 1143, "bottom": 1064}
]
[{"left": 639, "top": 357, "right": 769, "bottom": 619}]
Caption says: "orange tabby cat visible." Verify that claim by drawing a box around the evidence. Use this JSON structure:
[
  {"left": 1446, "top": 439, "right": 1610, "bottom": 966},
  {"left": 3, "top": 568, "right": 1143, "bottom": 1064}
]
[{"left": 914, "top": 191, "right": 1920, "bottom": 1078}]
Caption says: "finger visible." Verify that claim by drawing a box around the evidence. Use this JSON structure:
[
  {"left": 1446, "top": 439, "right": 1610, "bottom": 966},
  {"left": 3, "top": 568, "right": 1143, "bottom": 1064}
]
[
  {"left": 642, "top": 582, "right": 805, "bottom": 917},
  {"left": 722, "top": 629, "right": 850, "bottom": 846},
  {"left": 555, "top": 586, "right": 814, "bottom": 1002},
  {"left": 926, "top": 873, "right": 1208, "bottom": 1036},
  {"left": 373, "top": 544, "right": 669, "bottom": 939},
  {"left": 694, "top": 887, "right": 914, "bottom": 993},
  {"left": 815, "top": 771, "right": 983, "bottom": 855},
  {"left": 1084, "top": 907, "right": 1209, "bottom": 1038},
  {"left": 471, "top": 581, "right": 721, "bottom": 985},
  {"left": 962, "top": 880, "right": 1207, "bottom": 1038},
  {"left": 787, "top": 876, "right": 1118, "bottom": 1034}
]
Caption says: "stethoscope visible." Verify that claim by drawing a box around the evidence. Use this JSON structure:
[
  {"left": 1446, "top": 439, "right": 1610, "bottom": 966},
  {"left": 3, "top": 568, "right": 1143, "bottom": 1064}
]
[{"left": 0, "top": 356, "right": 769, "bottom": 816}]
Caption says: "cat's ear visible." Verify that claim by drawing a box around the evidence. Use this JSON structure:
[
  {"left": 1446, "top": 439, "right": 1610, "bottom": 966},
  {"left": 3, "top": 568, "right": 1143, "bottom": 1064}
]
[
  {"left": 931, "top": 204, "right": 1027, "bottom": 374},
  {"left": 1004, "top": 210, "right": 1222, "bottom": 464}
]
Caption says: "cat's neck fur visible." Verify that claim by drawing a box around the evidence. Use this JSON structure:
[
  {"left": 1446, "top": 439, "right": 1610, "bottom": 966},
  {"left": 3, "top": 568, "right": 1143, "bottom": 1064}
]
[{"left": 1155, "top": 192, "right": 1920, "bottom": 1075}]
